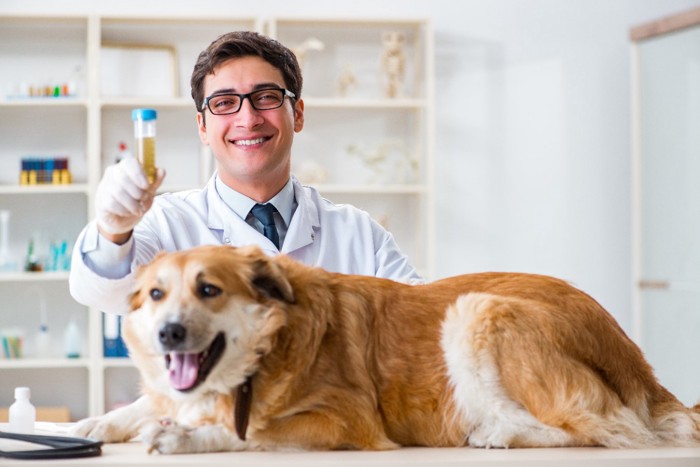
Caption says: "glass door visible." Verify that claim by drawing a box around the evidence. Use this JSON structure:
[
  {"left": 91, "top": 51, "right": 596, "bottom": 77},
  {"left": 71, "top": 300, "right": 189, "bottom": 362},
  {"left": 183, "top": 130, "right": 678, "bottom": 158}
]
[{"left": 633, "top": 17, "right": 700, "bottom": 405}]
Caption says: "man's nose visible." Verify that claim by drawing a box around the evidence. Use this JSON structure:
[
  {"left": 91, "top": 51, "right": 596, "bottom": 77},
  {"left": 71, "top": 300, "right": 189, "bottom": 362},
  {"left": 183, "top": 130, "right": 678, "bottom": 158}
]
[{"left": 235, "top": 97, "right": 264, "bottom": 127}]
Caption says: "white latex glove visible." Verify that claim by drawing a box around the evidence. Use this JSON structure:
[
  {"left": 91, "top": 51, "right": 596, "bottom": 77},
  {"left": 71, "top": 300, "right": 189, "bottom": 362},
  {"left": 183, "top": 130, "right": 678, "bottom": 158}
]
[{"left": 95, "top": 157, "right": 165, "bottom": 236}]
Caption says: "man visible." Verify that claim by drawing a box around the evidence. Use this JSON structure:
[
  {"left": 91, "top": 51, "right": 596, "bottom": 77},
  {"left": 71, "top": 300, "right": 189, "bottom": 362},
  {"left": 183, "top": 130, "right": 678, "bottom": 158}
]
[{"left": 69, "top": 31, "right": 421, "bottom": 315}]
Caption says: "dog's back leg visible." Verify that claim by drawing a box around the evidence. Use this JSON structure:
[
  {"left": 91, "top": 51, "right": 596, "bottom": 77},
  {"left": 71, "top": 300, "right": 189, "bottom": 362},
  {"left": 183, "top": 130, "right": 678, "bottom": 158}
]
[
  {"left": 440, "top": 292, "right": 698, "bottom": 448},
  {"left": 442, "top": 293, "right": 578, "bottom": 448}
]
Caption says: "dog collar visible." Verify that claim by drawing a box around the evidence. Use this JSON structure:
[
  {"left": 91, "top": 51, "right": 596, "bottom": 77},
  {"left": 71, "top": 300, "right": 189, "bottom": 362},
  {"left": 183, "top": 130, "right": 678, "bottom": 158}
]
[{"left": 235, "top": 376, "right": 254, "bottom": 441}]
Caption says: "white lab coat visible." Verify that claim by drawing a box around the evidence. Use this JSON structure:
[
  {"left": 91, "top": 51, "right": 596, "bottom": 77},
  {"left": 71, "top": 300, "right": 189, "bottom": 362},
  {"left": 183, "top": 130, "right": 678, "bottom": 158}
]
[{"left": 69, "top": 175, "right": 421, "bottom": 314}]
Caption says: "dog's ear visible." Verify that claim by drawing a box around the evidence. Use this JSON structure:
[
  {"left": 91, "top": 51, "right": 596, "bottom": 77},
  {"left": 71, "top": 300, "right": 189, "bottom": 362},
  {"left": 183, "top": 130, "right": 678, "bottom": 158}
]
[
  {"left": 251, "top": 258, "right": 295, "bottom": 304},
  {"left": 128, "top": 266, "right": 147, "bottom": 312},
  {"left": 128, "top": 288, "right": 144, "bottom": 311},
  {"left": 127, "top": 250, "right": 168, "bottom": 311},
  {"left": 128, "top": 264, "right": 151, "bottom": 312}
]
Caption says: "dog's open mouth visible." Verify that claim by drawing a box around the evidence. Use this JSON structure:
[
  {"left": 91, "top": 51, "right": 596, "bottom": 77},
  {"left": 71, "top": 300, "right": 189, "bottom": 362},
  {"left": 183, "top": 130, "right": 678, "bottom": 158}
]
[{"left": 164, "top": 332, "right": 226, "bottom": 392}]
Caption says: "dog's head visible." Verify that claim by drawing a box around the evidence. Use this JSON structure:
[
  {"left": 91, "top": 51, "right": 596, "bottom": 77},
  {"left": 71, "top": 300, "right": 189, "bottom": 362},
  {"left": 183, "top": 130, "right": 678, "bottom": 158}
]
[{"left": 124, "top": 245, "right": 294, "bottom": 396}]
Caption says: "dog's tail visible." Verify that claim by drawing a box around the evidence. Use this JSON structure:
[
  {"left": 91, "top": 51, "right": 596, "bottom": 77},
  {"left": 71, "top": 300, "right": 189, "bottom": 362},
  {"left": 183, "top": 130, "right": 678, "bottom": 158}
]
[{"left": 580, "top": 309, "right": 700, "bottom": 446}]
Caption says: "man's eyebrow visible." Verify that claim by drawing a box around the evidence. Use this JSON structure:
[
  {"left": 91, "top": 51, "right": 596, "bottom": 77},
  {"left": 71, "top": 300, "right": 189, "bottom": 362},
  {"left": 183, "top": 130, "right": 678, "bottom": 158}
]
[
  {"left": 209, "top": 88, "right": 237, "bottom": 97},
  {"left": 252, "top": 82, "right": 284, "bottom": 90},
  {"left": 208, "top": 83, "right": 284, "bottom": 97}
]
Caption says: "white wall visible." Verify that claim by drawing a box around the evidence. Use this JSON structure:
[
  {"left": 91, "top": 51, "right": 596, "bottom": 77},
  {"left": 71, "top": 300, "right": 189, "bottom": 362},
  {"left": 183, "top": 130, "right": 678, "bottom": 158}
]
[{"left": 2, "top": 0, "right": 700, "bottom": 335}]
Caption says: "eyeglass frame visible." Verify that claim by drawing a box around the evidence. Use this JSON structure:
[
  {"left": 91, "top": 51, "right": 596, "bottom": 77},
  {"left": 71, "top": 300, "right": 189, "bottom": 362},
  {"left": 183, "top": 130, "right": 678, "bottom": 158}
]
[{"left": 200, "top": 87, "right": 296, "bottom": 115}]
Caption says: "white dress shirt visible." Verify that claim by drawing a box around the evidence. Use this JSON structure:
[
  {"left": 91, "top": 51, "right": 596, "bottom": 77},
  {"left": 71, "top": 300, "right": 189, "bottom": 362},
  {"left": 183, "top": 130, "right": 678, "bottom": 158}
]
[{"left": 216, "top": 176, "right": 296, "bottom": 248}]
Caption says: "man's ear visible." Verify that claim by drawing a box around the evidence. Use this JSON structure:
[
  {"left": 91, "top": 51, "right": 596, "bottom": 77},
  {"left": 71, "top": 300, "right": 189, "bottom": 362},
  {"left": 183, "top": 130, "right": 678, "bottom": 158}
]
[
  {"left": 197, "top": 112, "right": 208, "bottom": 143},
  {"left": 293, "top": 98, "right": 304, "bottom": 133}
]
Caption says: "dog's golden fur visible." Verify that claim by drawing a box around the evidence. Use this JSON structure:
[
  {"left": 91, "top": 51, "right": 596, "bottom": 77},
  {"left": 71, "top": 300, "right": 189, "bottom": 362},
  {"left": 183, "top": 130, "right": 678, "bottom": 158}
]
[{"left": 72, "top": 245, "right": 700, "bottom": 453}]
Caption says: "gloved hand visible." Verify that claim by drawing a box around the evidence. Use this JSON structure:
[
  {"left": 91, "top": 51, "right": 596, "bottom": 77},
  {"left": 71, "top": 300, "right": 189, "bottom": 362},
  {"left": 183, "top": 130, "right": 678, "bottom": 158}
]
[{"left": 95, "top": 157, "right": 165, "bottom": 236}]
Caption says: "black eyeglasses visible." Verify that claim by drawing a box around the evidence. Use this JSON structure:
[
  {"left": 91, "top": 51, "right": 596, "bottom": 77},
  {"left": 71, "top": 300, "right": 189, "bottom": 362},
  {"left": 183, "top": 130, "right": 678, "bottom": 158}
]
[{"left": 201, "top": 88, "right": 296, "bottom": 115}]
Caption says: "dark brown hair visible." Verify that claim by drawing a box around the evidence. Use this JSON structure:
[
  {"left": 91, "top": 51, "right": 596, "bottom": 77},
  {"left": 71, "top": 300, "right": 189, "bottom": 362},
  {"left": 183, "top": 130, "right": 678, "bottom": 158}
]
[{"left": 190, "top": 31, "right": 303, "bottom": 112}]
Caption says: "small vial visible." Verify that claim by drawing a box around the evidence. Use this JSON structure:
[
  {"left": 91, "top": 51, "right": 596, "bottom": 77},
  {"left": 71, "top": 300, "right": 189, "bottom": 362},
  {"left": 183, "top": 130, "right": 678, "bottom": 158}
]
[
  {"left": 132, "top": 108, "right": 157, "bottom": 184},
  {"left": 35, "top": 323, "right": 51, "bottom": 358},
  {"left": 64, "top": 320, "right": 81, "bottom": 359},
  {"left": 57, "top": 158, "right": 72, "bottom": 184},
  {"left": 8, "top": 387, "right": 36, "bottom": 434}
]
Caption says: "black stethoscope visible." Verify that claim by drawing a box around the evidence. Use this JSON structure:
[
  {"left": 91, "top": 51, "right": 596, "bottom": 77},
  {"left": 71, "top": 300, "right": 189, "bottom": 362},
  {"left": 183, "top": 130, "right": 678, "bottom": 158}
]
[{"left": 0, "top": 431, "right": 103, "bottom": 460}]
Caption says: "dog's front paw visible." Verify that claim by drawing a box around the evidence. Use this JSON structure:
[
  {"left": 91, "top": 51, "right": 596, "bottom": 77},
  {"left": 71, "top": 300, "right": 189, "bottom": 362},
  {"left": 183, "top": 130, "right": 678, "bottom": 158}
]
[
  {"left": 141, "top": 419, "right": 195, "bottom": 454},
  {"left": 70, "top": 416, "right": 136, "bottom": 443}
]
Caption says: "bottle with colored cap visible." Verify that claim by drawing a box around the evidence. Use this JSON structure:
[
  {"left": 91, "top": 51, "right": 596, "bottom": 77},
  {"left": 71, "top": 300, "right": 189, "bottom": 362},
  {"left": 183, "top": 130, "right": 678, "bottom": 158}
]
[
  {"left": 8, "top": 386, "right": 36, "bottom": 434},
  {"left": 132, "top": 108, "right": 157, "bottom": 184}
]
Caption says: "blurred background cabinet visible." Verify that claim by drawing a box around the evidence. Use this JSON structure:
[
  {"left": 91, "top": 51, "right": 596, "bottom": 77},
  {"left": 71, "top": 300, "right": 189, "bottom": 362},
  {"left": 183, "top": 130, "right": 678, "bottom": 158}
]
[{"left": 0, "top": 14, "right": 433, "bottom": 419}]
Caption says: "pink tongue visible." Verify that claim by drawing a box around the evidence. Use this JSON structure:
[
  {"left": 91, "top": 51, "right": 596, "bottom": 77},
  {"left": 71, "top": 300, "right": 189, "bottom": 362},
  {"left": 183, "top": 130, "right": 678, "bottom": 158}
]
[{"left": 169, "top": 353, "right": 200, "bottom": 390}]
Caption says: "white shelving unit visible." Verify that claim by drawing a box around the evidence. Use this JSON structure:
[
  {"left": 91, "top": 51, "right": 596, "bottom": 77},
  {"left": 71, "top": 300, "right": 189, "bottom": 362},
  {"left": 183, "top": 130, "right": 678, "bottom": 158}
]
[{"left": 0, "top": 14, "right": 434, "bottom": 420}]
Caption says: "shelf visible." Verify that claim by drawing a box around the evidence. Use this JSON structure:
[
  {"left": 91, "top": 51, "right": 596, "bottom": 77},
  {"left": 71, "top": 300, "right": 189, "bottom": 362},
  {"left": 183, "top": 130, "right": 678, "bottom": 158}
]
[
  {"left": 310, "top": 184, "right": 429, "bottom": 194},
  {"left": 100, "top": 97, "right": 193, "bottom": 109},
  {"left": 0, "top": 271, "right": 70, "bottom": 282},
  {"left": 102, "top": 357, "right": 133, "bottom": 368},
  {"left": 159, "top": 184, "right": 430, "bottom": 195},
  {"left": 272, "top": 17, "right": 428, "bottom": 27},
  {"left": 0, "top": 98, "right": 89, "bottom": 108},
  {"left": 100, "top": 97, "right": 426, "bottom": 109},
  {"left": 0, "top": 184, "right": 89, "bottom": 195},
  {"left": 301, "top": 98, "right": 427, "bottom": 109},
  {"left": 159, "top": 184, "right": 429, "bottom": 198},
  {"left": 0, "top": 358, "right": 89, "bottom": 369}
]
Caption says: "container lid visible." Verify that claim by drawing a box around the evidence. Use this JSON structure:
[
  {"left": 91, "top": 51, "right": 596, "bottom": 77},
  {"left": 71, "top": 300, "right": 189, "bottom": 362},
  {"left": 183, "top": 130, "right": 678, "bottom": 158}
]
[
  {"left": 15, "top": 387, "right": 30, "bottom": 399},
  {"left": 132, "top": 108, "right": 157, "bottom": 121}
]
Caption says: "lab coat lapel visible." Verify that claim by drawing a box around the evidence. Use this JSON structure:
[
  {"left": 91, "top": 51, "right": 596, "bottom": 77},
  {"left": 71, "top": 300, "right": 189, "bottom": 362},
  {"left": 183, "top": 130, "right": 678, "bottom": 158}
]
[
  {"left": 281, "top": 179, "right": 319, "bottom": 253},
  {"left": 227, "top": 212, "right": 279, "bottom": 253},
  {"left": 205, "top": 177, "right": 279, "bottom": 253}
]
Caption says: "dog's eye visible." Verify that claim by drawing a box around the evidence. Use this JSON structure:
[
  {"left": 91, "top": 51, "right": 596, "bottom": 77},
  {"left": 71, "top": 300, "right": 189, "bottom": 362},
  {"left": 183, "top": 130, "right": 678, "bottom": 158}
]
[
  {"left": 198, "top": 283, "right": 222, "bottom": 298},
  {"left": 150, "top": 288, "right": 165, "bottom": 301}
]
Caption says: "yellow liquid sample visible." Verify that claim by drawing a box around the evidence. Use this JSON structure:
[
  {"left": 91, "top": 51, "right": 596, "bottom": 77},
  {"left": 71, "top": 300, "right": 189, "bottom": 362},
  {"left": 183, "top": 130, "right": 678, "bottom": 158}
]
[{"left": 136, "top": 136, "right": 156, "bottom": 184}]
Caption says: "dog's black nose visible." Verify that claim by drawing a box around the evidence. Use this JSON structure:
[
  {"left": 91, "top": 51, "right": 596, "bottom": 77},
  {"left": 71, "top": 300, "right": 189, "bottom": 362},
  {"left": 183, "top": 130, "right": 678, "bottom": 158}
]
[{"left": 159, "top": 323, "right": 187, "bottom": 348}]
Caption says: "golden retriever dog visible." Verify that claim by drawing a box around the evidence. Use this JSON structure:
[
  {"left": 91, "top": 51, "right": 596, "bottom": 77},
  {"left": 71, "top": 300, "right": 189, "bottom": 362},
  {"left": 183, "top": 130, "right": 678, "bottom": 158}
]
[{"left": 72, "top": 245, "right": 700, "bottom": 453}]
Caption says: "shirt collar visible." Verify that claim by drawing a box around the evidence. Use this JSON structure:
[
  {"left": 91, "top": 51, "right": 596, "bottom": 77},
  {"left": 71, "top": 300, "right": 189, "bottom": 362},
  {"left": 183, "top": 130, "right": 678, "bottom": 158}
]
[{"left": 215, "top": 175, "right": 295, "bottom": 227}]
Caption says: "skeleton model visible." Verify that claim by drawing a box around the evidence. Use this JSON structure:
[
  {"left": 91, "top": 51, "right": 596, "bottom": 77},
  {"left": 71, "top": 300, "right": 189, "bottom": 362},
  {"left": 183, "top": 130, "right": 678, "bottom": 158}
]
[
  {"left": 380, "top": 31, "right": 406, "bottom": 98},
  {"left": 336, "top": 64, "right": 358, "bottom": 97},
  {"left": 294, "top": 160, "right": 329, "bottom": 185},
  {"left": 347, "top": 140, "right": 419, "bottom": 184},
  {"left": 291, "top": 37, "right": 325, "bottom": 72}
]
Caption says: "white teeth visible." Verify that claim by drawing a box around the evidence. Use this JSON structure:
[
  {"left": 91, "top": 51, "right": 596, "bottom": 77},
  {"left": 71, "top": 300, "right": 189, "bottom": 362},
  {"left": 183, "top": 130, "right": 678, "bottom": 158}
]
[{"left": 235, "top": 137, "right": 265, "bottom": 146}]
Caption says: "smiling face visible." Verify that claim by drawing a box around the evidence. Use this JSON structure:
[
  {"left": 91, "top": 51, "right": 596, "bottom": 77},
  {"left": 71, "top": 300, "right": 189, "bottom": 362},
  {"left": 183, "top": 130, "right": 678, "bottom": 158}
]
[{"left": 197, "top": 56, "right": 305, "bottom": 202}]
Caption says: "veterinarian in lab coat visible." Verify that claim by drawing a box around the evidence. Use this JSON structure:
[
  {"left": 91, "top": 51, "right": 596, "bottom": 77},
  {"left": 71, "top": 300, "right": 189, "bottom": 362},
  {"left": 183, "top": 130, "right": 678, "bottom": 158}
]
[{"left": 69, "top": 31, "right": 421, "bottom": 315}]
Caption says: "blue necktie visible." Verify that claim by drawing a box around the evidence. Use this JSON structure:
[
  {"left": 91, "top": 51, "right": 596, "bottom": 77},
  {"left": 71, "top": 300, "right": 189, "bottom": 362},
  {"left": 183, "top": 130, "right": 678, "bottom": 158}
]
[{"left": 250, "top": 203, "right": 280, "bottom": 249}]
